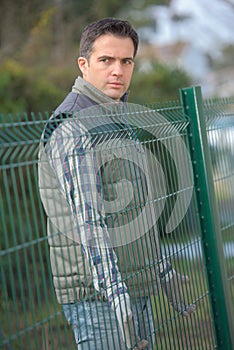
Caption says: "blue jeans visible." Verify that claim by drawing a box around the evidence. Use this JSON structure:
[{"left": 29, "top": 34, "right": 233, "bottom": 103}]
[{"left": 62, "top": 297, "right": 155, "bottom": 350}]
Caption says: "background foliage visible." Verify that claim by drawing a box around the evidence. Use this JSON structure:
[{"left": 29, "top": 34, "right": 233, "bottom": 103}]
[{"left": 0, "top": 0, "right": 192, "bottom": 114}]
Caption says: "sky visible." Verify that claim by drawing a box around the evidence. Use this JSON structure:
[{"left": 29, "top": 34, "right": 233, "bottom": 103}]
[{"left": 148, "top": 0, "right": 234, "bottom": 56}]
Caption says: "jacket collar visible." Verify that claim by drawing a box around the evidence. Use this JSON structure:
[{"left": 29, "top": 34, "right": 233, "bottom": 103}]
[{"left": 72, "top": 76, "right": 128, "bottom": 104}]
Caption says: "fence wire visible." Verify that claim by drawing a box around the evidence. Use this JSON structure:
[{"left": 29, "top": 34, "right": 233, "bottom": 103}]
[{"left": 0, "top": 95, "right": 233, "bottom": 350}]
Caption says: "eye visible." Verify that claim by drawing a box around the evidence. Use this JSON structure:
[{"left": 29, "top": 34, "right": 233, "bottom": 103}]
[
  {"left": 123, "top": 59, "right": 133, "bottom": 65},
  {"left": 100, "top": 57, "right": 110, "bottom": 63}
]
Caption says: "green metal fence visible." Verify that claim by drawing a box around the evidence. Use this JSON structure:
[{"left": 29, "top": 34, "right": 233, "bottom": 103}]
[{"left": 0, "top": 86, "right": 233, "bottom": 349}]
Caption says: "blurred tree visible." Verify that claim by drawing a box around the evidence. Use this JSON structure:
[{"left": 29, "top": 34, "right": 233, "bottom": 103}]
[
  {"left": 130, "top": 61, "right": 192, "bottom": 103},
  {"left": 0, "top": 0, "right": 50, "bottom": 56},
  {"left": 0, "top": 60, "right": 27, "bottom": 113},
  {"left": 0, "top": 0, "right": 171, "bottom": 59}
]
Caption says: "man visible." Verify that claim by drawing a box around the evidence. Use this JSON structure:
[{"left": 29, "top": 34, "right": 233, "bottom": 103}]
[{"left": 38, "top": 18, "right": 195, "bottom": 350}]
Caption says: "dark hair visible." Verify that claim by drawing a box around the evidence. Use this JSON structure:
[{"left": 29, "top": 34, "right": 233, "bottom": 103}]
[{"left": 79, "top": 17, "right": 139, "bottom": 60}]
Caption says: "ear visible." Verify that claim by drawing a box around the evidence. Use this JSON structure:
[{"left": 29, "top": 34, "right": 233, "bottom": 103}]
[{"left": 78, "top": 57, "right": 88, "bottom": 77}]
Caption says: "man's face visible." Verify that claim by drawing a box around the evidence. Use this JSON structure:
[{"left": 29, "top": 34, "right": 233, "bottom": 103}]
[{"left": 78, "top": 34, "right": 135, "bottom": 101}]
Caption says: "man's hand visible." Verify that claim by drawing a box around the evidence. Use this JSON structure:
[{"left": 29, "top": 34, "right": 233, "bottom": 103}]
[
  {"left": 114, "top": 294, "right": 149, "bottom": 349},
  {"left": 159, "top": 261, "right": 196, "bottom": 317}
]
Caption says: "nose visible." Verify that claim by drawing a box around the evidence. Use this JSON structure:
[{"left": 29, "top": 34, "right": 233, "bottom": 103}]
[{"left": 112, "top": 61, "right": 123, "bottom": 76}]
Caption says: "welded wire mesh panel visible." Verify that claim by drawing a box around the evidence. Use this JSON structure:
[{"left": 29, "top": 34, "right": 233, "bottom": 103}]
[
  {"left": 0, "top": 101, "right": 221, "bottom": 350},
  {"left": 0, "top": 113, "right": 74, "bottom": 349},
  {"left": 204, "top": 98, "right": 234, "bottom": 301}
]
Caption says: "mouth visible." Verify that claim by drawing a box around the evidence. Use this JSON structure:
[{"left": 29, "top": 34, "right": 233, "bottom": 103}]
[{"left": 108, "top": 82, "right": 124, "bottom": 88}]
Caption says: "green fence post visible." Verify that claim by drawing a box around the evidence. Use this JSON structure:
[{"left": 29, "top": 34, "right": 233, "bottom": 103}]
[{"left": 180, "top": 86, "right": 234, "bottom": 350}]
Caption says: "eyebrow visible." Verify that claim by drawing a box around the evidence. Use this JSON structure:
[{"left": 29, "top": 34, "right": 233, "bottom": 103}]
[{"left": 98, "top": 55, "right": 134, "bottom": 61}]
